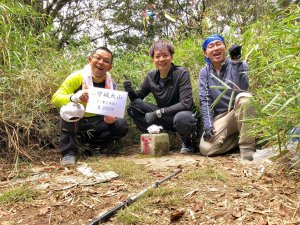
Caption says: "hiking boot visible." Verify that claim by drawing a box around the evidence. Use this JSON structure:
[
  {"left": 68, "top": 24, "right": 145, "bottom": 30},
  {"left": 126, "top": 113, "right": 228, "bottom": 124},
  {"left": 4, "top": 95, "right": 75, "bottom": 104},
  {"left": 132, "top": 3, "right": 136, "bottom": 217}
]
[
  {"left": 60, "top": 155, "right": 76, "bottom": 166},
  {"left": 240, "top": 148, "right": 255, "bottom": 161},
  {"left": 180, "top": 143, "right": 194, "bottom": 154}
]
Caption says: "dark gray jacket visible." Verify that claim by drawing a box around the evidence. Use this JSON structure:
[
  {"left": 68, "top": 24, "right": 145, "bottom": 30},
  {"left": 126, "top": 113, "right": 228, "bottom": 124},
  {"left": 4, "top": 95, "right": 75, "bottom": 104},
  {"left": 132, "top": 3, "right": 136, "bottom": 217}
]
[
  {"left": 134, "top": 63, "right": 194, "bottom": 115},
  {"left": 198, "top": 58, "right": 249, "bottom": 130}
]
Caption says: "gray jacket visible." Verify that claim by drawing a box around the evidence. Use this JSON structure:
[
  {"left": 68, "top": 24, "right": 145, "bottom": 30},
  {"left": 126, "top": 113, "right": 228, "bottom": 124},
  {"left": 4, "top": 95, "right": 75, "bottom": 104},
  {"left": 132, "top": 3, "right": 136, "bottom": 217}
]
[{"left": 198, "top": 58, "right": 249, "bottom": 130}]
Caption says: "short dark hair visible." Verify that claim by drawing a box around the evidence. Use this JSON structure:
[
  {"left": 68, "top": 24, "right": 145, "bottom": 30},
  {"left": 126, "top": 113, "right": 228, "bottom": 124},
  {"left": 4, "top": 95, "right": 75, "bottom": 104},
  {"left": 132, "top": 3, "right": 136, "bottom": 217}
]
[
  {"left": 91, "top": 47, "right": 113, "bottom": 64},
  {"left": 149, "top": 40, "right": 175, "bottom": 58}
]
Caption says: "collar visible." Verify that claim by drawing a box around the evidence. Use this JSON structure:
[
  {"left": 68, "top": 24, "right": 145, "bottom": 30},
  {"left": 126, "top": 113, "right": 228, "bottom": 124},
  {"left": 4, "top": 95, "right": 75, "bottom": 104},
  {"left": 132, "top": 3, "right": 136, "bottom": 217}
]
[
  {"left": 153, "top": 63, "right": 175, "bottom": 83},
  {"left": 209, "top": 58, "right": 229, "bottom": 71},
  {"left": 92, "top": 74, "right": 106, "bottom": 83}
]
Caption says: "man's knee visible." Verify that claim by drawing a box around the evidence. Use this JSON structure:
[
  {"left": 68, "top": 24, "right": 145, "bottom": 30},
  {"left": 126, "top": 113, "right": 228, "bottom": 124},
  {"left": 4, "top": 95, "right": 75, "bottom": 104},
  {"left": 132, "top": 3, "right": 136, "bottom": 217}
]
[
  {"left": 200, "top": 146, "right": 220, "bottom": 156},
  {"left": 199, "top": 142, "right": 213, "bottom": 156},
  {"left": 235, "top": 92, "right": 252, "bottom": 106},
  {"left": 199, "top": 139, "right": 222, "bottom": 156},
  {"left": 127, "top": 99, "right": 144, "bottom": 117},
  {"left": 173, "top": 111, "right": 197, "bottom": 135},
  {"left": 114, "top": 119, "right": 129, "bottom": 137}
]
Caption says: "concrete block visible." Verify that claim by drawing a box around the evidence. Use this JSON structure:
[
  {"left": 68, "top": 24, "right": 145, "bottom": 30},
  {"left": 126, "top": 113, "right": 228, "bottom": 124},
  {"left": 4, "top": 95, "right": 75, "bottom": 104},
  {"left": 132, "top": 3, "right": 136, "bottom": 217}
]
[{"left": 140, "top": 133, "right": 169, "bottom": 156}]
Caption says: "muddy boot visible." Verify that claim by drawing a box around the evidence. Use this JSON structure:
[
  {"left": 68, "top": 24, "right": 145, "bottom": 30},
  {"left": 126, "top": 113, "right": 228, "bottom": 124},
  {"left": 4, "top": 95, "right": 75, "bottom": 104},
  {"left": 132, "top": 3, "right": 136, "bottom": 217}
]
[
  {"left": 240, "top": 148, "right": 255, "bottom": 161},
  {"left": 180, "top": 142, "right": 194, "bottom": 154},
  {"left": 60, "top": 155, "right": 76, "bottom": 166}
]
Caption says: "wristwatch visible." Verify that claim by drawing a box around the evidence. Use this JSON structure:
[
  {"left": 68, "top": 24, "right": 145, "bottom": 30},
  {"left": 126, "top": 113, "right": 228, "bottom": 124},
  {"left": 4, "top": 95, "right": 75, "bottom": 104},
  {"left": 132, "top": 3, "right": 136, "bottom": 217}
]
[{"left": 156, "top": 108, "right": 164, "bottom": 118}]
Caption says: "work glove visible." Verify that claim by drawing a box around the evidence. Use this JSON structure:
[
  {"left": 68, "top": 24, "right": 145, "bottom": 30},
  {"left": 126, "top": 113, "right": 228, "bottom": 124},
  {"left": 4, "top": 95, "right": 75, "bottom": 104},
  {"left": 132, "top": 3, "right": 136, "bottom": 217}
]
[
  {"left": 123, "top": 74, "right": 139, "bottom": 101},
  {"left": 145, "top": 111, "right": 158, "bottom": 124},
  {"left": 70, "top": 90, "right": 83, "bottom": 103},
  {"left": 123, "top": 80, "right": 133, "bottom": 93},
  {"left": 229, "top": 44, "right": 242, "bottom": 60},
  {"left": 203, "top": 128, "right": 214, "bottom": 142}
]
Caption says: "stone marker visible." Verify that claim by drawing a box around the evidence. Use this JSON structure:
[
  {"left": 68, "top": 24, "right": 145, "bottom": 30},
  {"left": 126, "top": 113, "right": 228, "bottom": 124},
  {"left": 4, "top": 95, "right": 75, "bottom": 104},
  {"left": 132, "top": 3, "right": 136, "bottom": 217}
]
[{"left": 140, "top": 133, "right": 169, "bottom": 156}]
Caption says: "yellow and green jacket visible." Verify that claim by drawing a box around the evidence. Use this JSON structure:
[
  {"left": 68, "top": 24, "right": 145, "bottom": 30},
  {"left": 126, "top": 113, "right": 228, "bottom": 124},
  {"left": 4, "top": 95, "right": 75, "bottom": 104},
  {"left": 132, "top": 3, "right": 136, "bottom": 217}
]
[{"left": 51, "top": 69, "right": 117, "bottom": 117}]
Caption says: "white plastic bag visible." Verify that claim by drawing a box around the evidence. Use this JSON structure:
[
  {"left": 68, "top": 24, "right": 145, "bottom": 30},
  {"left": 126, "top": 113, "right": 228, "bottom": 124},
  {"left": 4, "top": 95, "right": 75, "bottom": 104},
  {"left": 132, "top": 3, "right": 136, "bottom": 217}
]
[{"left": 147, "top": 124, "right": 163, "bottom": 134}]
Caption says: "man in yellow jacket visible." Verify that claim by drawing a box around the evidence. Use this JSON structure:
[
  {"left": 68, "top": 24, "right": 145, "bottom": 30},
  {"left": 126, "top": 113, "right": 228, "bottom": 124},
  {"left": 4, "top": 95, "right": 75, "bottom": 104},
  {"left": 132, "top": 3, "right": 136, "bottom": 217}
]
[{"left": 52, "top": 47, "right": 128, "bottom": 166}]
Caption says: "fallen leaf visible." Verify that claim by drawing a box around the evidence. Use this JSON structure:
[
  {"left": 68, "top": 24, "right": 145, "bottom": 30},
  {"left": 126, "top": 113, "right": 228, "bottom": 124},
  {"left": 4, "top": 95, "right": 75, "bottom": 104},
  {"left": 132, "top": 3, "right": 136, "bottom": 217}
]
[
  {"left": 176, "top": 165, "right": 183, "bottom": 169},
  {"left": 232, "top": 210, "right": 242, "bottom": 219},
  {"left": 234, "top": 192, "right": 253, "bottom": 199},
  {"left": 278, "top": 203, "right": 286, "bottom": 217},
  {"left": 153, "top": 209, "right": 161, "bottom": 215},
  {"left": 155, "top": 198, "right": 162, "bottom": 204},
  {"left": 217, "top": 192, "right": 225, "bottom": 197},
  {"left": 36, "top": 183, "right": 50, "bottom": 190},
  {"left": 188, "top": 208, "right": 196, "bottom": 220},
  {"left": 0, "top": 210, "right": 9, "bottom": 216},
  {"left": 214, "top": 211, "right": 226, "bottom": 219},
  {"left": 118, "top": 194, "right": 127, "bottom": 200},
  {"left": 258, "top": 219, "right": 268, "bottom": 225},
  {"left": 192, "top": 200, "right": 204, "bottom": 212},
  {"left": 184, "top": 189, "right": 199, "bottom": 197},
  {"left": 243, "top": 168, "right": 253, "bottom": 177},
  {"left": 207, "top": 186, "right": 219, "bottom": 192},
  {"left": 170, "top": 209, "right": 185, "bottom": 222},
  {"left": 1, "top": 221, "right": 12, "bottom": 225},
  {"left": 38, "top": 207, "right": 49, "bottom": 216},
  {"left": 254, "top": 203, "right": 265, "bottom": 210}
]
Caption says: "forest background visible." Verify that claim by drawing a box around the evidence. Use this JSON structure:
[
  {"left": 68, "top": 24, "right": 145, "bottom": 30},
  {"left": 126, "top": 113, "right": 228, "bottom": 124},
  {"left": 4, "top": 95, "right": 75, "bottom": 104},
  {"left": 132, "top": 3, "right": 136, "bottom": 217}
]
[{"left": 0, "top": 0, "right": 299, "bottom": 164}]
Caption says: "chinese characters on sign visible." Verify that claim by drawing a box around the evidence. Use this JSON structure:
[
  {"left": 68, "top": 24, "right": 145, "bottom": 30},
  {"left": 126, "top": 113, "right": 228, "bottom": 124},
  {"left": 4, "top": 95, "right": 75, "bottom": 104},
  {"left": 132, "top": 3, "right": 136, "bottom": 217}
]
[{"left": 85, "top": 87, "right": 128, "bottom": 118}]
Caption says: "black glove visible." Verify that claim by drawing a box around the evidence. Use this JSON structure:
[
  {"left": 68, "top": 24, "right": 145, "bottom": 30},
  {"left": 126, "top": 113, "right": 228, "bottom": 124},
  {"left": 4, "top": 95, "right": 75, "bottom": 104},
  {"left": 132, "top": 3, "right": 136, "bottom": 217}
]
[
  {"left": 229, "top": 44, "right": 242, "bottom": 60},
  {"left": 145, "top": 111, "right": 158, "bottom": 124},
  {"left": 203, "top": 128, "right": 214, "bottom": 142},
  {"left": 123, "top": 80, "right": 133, "bottom": 93}
]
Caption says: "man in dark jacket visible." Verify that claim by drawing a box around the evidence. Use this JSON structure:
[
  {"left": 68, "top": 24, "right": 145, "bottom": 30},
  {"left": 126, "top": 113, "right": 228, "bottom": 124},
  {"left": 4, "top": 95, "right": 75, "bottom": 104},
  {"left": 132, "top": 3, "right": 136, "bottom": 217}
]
[
  {"left": 198, "top": 34, "right": 256, "bottom": 160},
  {"left": 123, "top": 40, "right": 198, "bottom": 154}
]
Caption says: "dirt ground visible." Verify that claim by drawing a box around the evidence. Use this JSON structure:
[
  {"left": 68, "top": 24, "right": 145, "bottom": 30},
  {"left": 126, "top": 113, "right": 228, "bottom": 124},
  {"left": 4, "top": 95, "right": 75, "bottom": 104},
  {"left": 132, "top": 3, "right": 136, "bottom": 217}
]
[{"left": 0, "top": 145, "right": 299, "bottom": 225}]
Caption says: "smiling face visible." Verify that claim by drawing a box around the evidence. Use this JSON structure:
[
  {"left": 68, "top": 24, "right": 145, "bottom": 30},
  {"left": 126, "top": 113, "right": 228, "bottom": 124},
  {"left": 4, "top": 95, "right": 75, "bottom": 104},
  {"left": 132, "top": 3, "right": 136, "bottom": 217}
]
[
  {"left": 88, "top": 49, "right": 112, "bottom": 80},
  {"left": 204, "top": 40, "right": 226, "bottom": 67},
  {"left": 152, "top": 48, "right": 173, "bottom": 76}
]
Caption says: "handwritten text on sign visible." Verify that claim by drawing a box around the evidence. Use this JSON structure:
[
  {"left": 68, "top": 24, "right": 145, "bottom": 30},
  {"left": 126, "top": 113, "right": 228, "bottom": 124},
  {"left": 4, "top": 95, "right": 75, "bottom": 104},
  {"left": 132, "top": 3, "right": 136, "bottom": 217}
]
[{"left": 85, "top": 87, "right": 128, "bottom": 118}]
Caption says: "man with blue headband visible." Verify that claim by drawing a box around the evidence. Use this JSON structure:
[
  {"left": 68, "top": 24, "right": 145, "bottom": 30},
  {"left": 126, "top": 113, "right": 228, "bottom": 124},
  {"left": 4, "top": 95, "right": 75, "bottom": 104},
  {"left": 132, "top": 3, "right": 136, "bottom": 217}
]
[{"left": 198, "top": 34, "right": 256, "bottom": 160}]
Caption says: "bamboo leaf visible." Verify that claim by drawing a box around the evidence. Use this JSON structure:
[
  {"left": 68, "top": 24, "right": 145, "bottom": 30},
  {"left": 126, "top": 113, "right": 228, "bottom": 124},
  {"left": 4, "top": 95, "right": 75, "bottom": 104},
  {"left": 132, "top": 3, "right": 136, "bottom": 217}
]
[
  {"left": 262, "top": 94, "right": 280, "bottom": 111},
  {"left": 211, "top": 90, "right": 227, "bottom": 109},
  {"left": 273, "top": 96, "right": 298, "bottom": 116},
  {"left": 210, "top": 85, "right": 228, "bottom": 90},
  {"left": 228, "top": 91, "right": 235, "bottom": 112},
  {"left": 210, "top": 73, "right": 231, "bottom": 89},
  {"left": 257, "top": 55, "right": 294, "bottom": 74}
]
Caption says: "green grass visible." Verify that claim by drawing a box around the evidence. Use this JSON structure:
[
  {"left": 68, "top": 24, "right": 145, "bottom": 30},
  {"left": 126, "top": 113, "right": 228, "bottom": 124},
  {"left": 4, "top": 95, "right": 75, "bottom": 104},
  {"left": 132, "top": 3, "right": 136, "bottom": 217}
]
[
  {"left": 118, "top": 207, "right": 146, "bottom": 225},
  {"left": 0, "top": 185, "right": 39, "bottom": 205},
  {"left": 88, "top": 158, "right": 151, "bottom": 183},
  {"left": 184, "top": 168, "right": 228, "bottom": 181},
  {"left": 116, "top": 186, "right": 183, "bottom": 224}
]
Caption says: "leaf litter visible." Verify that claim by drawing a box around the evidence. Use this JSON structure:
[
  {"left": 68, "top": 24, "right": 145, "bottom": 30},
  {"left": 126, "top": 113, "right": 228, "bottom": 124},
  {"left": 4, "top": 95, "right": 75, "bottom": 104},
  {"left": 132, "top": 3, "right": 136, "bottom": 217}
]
[{"left": 0, "top": 148, "right": 299, "bottom": 225}]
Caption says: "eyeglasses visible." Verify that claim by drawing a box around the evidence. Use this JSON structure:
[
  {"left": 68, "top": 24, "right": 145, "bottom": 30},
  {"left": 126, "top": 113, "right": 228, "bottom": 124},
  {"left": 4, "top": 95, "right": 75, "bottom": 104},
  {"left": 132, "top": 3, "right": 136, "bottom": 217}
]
[
  {"left": 92, "top": 55, "right": 111, "bottom": 64},
  {"left": 207, "top": 41, "right": 224, "bottom": 50}
]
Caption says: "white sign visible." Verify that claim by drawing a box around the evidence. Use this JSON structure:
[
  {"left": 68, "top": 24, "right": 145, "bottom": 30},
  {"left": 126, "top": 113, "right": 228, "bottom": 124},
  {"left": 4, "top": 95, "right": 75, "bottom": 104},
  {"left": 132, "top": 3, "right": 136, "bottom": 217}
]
[{"left": 85, "top": 87, "right": 128, "bottom": 118}]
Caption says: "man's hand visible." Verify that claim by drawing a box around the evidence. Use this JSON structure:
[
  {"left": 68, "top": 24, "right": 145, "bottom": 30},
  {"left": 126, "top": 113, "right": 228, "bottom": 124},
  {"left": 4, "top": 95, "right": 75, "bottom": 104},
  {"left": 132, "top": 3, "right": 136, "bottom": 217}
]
[
  {"left": 104, "top": 115, "right": 116, "bottom": 124},
  {"left": 229, "top": 44, "right": 242, "bottom": 60},
  {"left": 123, "top": 80, "right": 133, "bottom": 93},
  {"left": 203, "top": 128, "right": 215, "bottom": 142},
  {"left": 145, "top": 111, "right": 158, "bottom": 124},
  {"left": 71, "top": 90, "right": 89, "bottom": 103}
]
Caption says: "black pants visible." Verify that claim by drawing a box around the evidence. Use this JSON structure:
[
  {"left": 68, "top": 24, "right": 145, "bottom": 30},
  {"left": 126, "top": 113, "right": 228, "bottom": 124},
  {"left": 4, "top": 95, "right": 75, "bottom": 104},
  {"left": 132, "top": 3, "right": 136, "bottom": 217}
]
[
  {"left": 60, "top": 116, "right": 128, "bottom": 157},
  {"left": 127, "top": 99, "right": 197, "bottom": 145}
]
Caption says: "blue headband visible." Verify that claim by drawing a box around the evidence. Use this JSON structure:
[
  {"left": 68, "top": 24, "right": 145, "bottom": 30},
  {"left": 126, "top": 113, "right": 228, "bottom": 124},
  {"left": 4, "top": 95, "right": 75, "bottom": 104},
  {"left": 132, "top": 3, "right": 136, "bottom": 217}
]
[
  {"left": 202, "top": 34, "right": 225, "bottom": 64},
  {"left": 202, "top": 34, "right": 225, "bottom": 51}
]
